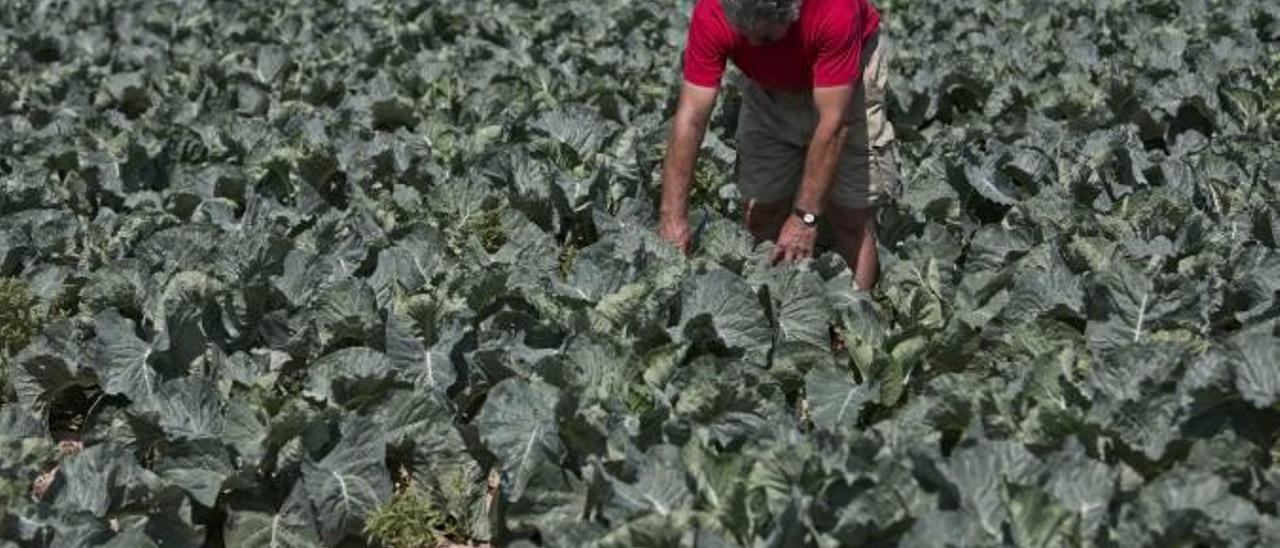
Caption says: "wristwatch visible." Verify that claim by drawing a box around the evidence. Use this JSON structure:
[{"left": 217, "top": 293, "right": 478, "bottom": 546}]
[{"left": 793, "top": 207, "right": 819, "bottom": 227}]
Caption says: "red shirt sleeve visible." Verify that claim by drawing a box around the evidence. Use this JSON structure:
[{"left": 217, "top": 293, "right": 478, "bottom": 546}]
[
  {"left": 681, "top": 1, "right": 729, "bottom": 87},
  {"left": 811, "top": 9, "right": 863, "bottom": 88}
]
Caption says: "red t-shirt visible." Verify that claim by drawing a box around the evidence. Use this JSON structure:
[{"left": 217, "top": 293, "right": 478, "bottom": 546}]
[{"left": 682, "top": 0, "right": 881, "bottom": 90}]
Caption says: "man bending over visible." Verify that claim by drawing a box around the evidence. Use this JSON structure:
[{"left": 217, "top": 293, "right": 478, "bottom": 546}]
[{"left": 658, "top": 0, "right": 900, "bottom": 290}]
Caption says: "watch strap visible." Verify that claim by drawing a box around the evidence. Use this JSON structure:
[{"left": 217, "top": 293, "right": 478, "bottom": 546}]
[{"left": 793, "top": 207, "right": 819, "bottom": 226}]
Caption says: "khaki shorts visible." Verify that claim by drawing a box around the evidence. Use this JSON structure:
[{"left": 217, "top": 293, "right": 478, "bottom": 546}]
[{"left": 734, "top": 31, "right": 901, "bottom": 210}]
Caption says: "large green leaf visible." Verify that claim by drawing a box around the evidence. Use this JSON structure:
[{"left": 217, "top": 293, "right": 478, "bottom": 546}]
[
  {"left": 1085, "top": 261, "right": 1209, "bottom": 353},
  {"left": 223, "top": 484, "right": 320, "bottom": 548},
  {"left": 155, "top": 438, "right": 232, "bottom": 509},
  {"left": 9, "top": 321, "right": 96, "bottom": 411},
  {"left": 804, "top": 368, "right": 876, "bottom": 433},
  {"left": 135, "top": 377, "right": 224, "bottom": 441},
  {"left": 152, "top": 271, "right": 218, "bottom": 370},
  {"left": 941, "top": 441, "right": 1041, "bottom": 537},
  {"left": 557, "top": 241, "right": 632, "bottom": 303},
  {"left": 759, "top": 266, "right": 832, "bottom": 352},
  {"left": 494, "top": 209, "right": 561, "bottom": 291},
  {"left": 529, "top": 104, "right": 616, "bottom": 160},
  {"left": 678, "top": 268, "right": 771, "bottom": 363},
  {"left": 961, "top": 144, "right": 1024, "bottom": 205},
  {"left": 901, "top": 509, "right": 992, "bottom": 547},
  {"left": 1227, "top": 249, "right": 1280, "bottom": 324},
  {"left": 302, "top": 416, "right": 393, "bottom": 546},
  {"left": 48, "top": 442, "right": 161, "bottom": 518},
  {"left": 1113, "top": 469, "right": 1265, "bottom": 547},
  {"left": 598, "top": 445, "right": 693, "bottom": 522},
  {"left": 302, "top": 347, "right": 396, "bottom": 408},
  {"left": 368, "top": 226, "right": 445, "bottom": 306},
  {"left": 1044, "top": 441, "right": 1117, "bottom": 540},
  {"left": 1003, "top": 254, "right": 1085, "bottom": 325},
  {"left": 1084, "top": 343, "right": 1188, "bottom": 460},
  {"left": 1225, "top": 330, "right": 1280, "bottom": 408},
  {"left": 91, "top": 310, "right": 162, "bottom": 405},
  {"left": 476, "top": 378, "right": 563, "bottom": 502},
  {"left": 383, "top": 303, "right": 459, "bottom": 394},
  {"left": 311, "top": 279, "right": 380, "bottom": 349},
  {"left": 548, "top": 333, "right": 633, "bottom": 406},
  {"left": 1004, "top": 482, "right": 1076, "bottom": 548}
]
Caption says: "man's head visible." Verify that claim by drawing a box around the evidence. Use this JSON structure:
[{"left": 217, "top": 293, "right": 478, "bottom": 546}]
[{"left": 721, "top": 0, "right": 802, "bottom": 45}]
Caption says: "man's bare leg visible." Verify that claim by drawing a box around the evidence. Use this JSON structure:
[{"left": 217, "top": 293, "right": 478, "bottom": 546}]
[
  {"left": 741, "top": 197, "right": 792, "bottom": 243},
  {"left": 828, "top": 203, "right": 879, "bottom": 291}
]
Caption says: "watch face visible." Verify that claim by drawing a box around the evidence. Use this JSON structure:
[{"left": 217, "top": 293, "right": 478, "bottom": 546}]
[{"left": 802, "top": 213, "right": 816, "bottom": 225}]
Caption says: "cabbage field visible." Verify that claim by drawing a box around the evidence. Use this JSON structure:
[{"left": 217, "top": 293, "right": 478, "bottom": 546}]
[{"left": 1, "top": 0, "right": 1279, "bottom": 546}]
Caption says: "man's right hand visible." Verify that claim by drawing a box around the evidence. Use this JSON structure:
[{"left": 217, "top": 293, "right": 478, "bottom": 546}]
[
  {"left": 657, "top": 82, "right": 717, "bottom": 257},
  {"left": 658, "top": 213, "right": 692, "bottom": 255}
]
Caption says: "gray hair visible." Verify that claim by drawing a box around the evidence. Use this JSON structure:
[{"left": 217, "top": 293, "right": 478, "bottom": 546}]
[{"left": 720, "top": 0, "right": 802, "bottom": 32}]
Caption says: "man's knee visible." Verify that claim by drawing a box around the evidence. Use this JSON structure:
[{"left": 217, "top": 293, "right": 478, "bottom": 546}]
[{"left": 826, "top": 203, "right": 876, "bottom": 236}]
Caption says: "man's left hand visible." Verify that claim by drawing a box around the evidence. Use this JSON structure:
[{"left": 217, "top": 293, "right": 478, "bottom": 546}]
[{"left": 769, "top": 215, "right": 817, "bottom": 264}]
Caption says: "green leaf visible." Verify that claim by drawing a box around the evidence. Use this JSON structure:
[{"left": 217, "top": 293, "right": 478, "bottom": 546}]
[
  {"left": 941, "top": 441, "right": 1040, "bottom": 537},
  {"left": 1004, "top": 254, "right": 1085, "bottom": 324},
  {"left": 1114, "top": 469, "right": 1263, "bottom": 546},
  {"left": 804, "top": 368, "right": 876, "bottom": 432},
  {"left": 1004, "top": 482, "right": 1076, "bottom": 548},
  {"left": 302, "top": 416, "right": 393, "bottom": 546},
  {"left": 967, "top": 224, "right": 1036, "bottom": 272},
  {"left": 599, "top": 445, "right": 693, "bottom": 521},
  {"left": 155, "top": 438, "right": 232, "bottom": 509},
  {"left": 901, "top": 509, "right": 991, "bottom": 547},
  {"left": 678, "top": 268, "right": 771, "bottom": 363},
  {"left": 0, "top": 406, "right": 45, "bottom": 439},
  {"left": 1228, "top": 250, "right": 1280, "bottom": 324},
  {"left": 48, "top": 442, "right": 160, "bottom": 518},
  {"left": 303, "top": 348, "right": 396, "bottom": 408},
  {"left": 312, "top": 279, "right": 380, "bottom": 349},
  {"left": 374, "top": 389, "right": 467, "bottom": 472},
  {"left": 153, "top": 271, "right": 219, "bottom": 370},
  {"left": 1085, "top": 262, "right": 1209, "bottom": 353},
  {"left": 494, "top": 210, "right": 561, "bottom": 290},
  {"left": 476, "top": 378, "right": 563, "bottom": 503},
  {"left": 384, "top": 303, "right": 458, "bottom": 394},
  {"left": 137, "top": 377, "right": 224, "bottom": 441},
  {"left": 880, "top": 335, "right": 927, "bottom": 406},
  {"left": 92, "top": 310, "right": 161, "bottom": 405},
  {"left": 684, "top": 445, "right": 750, "bottom": 539},
  {"left": 368, "top": 227, "right": 445, "bottom": 307},
  {"left": 9, "top": 321, "right": 96, "bottom": 411},
  {"left": 529, "top": 104, "right": 616, "bottom": 160},
  {"left": 1084, "top": 343, "right": 1188, "bottom": 460},
  {"left": 557, "top": 241, "right": 631, "bottom": 303},
  {"left": 1226, "top": 331, "right": 1280, "bottom": 408},
  {"left": 223, "top": 484, "right": 320, "bottom": 548},
  {"left": 1045, "top": 442, "right": 1116, "bottom": 539},
  {"left": 762, "top": 266, "right": 832, "bottom": 351},
  {"left": 553, "top": 333, "right": 632, "bottom": 402},
  {"left": 255, "top": 45, "right": 290, "bottom": 85},
  {"left": 961, "top": 144, "right": 1023, "bottom": 205},
  {"left": 101, "top": 528, "right": 160, "bottom": 548}
]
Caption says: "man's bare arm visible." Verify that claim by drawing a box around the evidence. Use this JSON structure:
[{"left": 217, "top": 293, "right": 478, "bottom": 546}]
[
  {"left": 793, "top": 84, "right": 854, "bottom": 214},
  {"left": 660, "top": 82, "right": 718, "bottom": 219},
  {"left": 768, "top": 84, "right": 854, "bottom": 264},
  {"left": 658, "top": 81, "right": 718, "bottom": 252}
]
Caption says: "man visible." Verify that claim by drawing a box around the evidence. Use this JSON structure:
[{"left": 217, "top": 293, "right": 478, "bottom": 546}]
[{"left": 657, "top": 0, "right": 899, "bottom": 291}]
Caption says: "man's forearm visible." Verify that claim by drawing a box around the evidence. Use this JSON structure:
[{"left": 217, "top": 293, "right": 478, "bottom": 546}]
[
  {"left": 794, "top": 124, "right": 848, "bottom": 213},
  {"left": 659, "top": 121, "right": 706, "bottom": 219}
]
